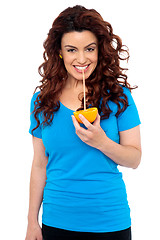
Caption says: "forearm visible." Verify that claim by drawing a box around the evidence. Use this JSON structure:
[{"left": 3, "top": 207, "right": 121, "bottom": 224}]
[
  {"left": 98, "top": 136, "right": 141, "bottom": 169},
  {"left": 27, "top": 164, "right": 46, "bottom": 224}
]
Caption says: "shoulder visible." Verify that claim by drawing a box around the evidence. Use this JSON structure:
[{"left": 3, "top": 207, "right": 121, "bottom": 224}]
[
  {"left": 119, "top": 85, "right": 135, "bottom": 105},
  {"left": 30, "top": 91, "right": 41, "bottom": 105},
  {"left": 31, "top": 91, "right": 40, "bottom": 101},
  {"left": 30, "top": 91, "right": 41, "bottom": 112},
  {"left": 120, "top": 85, "right": 131, "bottom": 97},
  {"left": 107, "top": 85, "right": 131, "bottom": 108}
]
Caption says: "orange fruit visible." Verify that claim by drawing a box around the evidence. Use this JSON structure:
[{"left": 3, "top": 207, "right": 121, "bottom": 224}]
[{"left": 73, "top": 107, "right": 98, "bottom": 123}]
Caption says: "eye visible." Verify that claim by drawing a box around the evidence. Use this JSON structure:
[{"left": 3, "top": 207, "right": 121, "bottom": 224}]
[
  {"left": 86, "top": 47, "right": 95, "bottom": 52},
  {"left": 67, "top": 49, "right": 76, "bottom": 53}
]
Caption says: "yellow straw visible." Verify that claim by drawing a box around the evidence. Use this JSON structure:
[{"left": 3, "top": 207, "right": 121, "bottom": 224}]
[{"left": 82, "top": 69, "right": 86, "bottom": 110}]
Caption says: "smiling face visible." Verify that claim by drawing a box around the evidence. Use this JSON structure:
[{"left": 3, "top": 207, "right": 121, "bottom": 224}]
[{"left": 60, "top": 30, "right": 98, "bottom": 82}]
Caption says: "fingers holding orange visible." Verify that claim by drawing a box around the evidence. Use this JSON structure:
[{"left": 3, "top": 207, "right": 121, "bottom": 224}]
[{"left": 73, "top": 107, "right": 98, "bottom": 124}]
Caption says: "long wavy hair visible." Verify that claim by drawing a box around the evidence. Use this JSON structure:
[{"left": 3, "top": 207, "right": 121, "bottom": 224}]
[{"left": 32, "top": 5, "right": 136, "bottom": 133}]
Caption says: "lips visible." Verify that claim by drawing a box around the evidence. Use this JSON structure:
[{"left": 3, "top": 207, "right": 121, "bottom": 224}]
[{"left": 73, "top": 64, "right": 90, "bottom": 72}]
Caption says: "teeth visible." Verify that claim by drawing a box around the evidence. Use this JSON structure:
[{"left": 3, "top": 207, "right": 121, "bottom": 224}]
[{"left": 74, "top": 65, "right": 89, "bottom": 70}]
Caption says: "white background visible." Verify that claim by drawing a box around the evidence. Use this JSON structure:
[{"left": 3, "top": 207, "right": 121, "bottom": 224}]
[{"left": 0, "top": 0, "right": 160, "bottom": 239}]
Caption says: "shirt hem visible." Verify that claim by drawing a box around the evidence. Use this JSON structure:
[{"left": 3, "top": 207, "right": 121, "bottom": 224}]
[{"left": 42, "top": 219, "right": 131, "bottom": 233}]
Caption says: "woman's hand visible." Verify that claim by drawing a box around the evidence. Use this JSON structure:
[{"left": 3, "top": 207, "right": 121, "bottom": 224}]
[
  {"left": 25, "top": 221, "right": 43, "bottom": 240},
  {"left": 72, "top": 113, "right": 141, "bottom": 169},
  {"left": 71, "top": 113, "right": 107, "bottom": 149}
]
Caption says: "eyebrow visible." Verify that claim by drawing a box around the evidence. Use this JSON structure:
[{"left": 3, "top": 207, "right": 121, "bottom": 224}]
[{"left": 64, "top": 42, "right": 97, "bottom": 49}]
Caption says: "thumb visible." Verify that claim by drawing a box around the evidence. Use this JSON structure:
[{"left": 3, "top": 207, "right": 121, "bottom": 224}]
[{"left": 37, "top": 230, "right": 43, "bottom": 240}]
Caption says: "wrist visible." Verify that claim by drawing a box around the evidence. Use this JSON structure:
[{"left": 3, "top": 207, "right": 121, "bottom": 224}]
[
  {"left": 97, "top": 134, "right": 110, "bottom": 152},
  {"left": 27, "top": 214, "right": 39, "bottom": 225}
]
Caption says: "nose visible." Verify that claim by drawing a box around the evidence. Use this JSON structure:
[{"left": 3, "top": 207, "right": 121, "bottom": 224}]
[{"left": 77, "top": 51, "right": 87, "bottom": 65}]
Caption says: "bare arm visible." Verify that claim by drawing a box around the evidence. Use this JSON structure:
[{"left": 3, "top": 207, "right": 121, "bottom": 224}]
[
  {"left": 72, "top": 114, "right": 141, "bottom": 169},
  {"left": 25, "top": 136, "right": 48, "bottom": 240},
  {"left": 98, "top": 125, "right": 142, "bottom": 169}
]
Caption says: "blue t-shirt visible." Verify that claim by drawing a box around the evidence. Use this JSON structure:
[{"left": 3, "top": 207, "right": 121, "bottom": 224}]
[{"left": 29, "top": 87, "right": 141, "bottom": 232}]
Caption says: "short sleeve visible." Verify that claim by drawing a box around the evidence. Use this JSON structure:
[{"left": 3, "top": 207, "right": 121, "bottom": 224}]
[
  {"left": 29, "top": 91, "right": 42, "bottom": 138},
  {"left": 117, "top": 87, "right": 141, "bottom": 132}
]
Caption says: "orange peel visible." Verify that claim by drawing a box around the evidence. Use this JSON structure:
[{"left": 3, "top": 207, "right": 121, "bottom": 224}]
[{"left": 73, "top": 107, "right": 98, "bottom": 123}]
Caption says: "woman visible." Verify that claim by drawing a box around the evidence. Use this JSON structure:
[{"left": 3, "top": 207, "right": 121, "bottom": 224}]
[{"left": 25, "top": 5, "right": 141, "bottom": 240}]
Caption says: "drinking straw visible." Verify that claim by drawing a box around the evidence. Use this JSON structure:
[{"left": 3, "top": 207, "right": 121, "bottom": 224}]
[{"left": 82, "top": 69, "right": 86, "bottom": 110}]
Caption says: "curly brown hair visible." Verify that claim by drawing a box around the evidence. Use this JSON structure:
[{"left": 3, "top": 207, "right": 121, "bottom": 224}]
[{"left": 32, "top": 5, "right": 136, "bottom": 134}]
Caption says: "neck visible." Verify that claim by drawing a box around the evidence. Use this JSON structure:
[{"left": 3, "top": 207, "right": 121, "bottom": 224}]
[{"left": 64, "top": 75, "right": 83, "bottom": 91}]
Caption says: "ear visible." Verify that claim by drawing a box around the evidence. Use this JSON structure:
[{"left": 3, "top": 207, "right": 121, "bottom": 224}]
[{"left": 59, "top": 50, "right": 63, "bottom": 59}]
